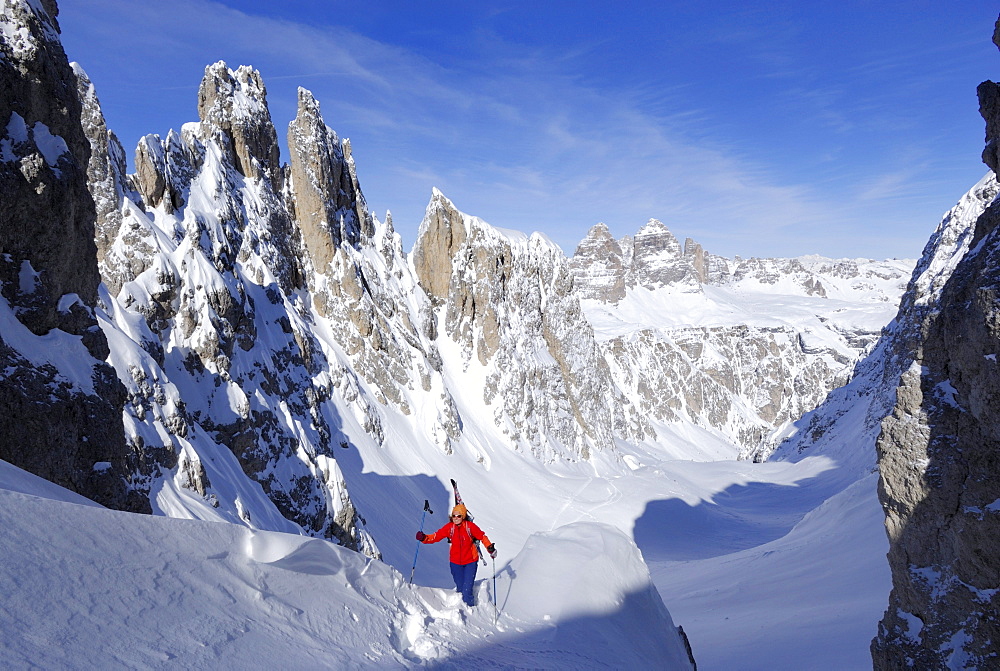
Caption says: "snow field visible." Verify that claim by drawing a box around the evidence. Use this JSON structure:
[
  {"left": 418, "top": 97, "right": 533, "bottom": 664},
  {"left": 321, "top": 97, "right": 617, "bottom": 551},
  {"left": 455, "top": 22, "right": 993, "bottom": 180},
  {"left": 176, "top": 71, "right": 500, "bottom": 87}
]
[
  {"left": 325, "top": 388, "right": 890, "bottom": 670},
  {"left": 0, "top": 459, "right": 693, "bottom": 669}
]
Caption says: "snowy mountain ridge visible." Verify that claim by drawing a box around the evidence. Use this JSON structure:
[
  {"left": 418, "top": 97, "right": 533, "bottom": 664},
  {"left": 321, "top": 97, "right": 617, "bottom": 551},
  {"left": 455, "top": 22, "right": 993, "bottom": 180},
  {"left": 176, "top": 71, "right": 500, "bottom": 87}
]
[
  {"left": 11, "top": 36, "right": 916, "bottom": 547},
  {"left": 756, "top": 171, "right": 998, "bottom": 469},
  {"left": 572, "top": 218, "right": 915, "bottom": 459},
  {"left": 7, "top": 0, "right": 999, "bottom": 667}
]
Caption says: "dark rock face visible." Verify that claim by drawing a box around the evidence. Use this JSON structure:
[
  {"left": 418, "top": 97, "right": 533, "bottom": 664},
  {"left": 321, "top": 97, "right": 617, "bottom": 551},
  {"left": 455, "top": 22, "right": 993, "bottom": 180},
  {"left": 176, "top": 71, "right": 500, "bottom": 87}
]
[
  {"left": 872, "top": 193, "right": 1000, "bottom": 670},
  {"left": 978, "top": 18, "right": 1000, "bottom": 175},
  {"left": 0, "top": 0, "right": 145, "bottom": 511},
  {"left": 871, "top": 17, "right": 1000, "bottom": 668},
  {"left": 1, "top": 1, "right": 100, "bottom": 334}
]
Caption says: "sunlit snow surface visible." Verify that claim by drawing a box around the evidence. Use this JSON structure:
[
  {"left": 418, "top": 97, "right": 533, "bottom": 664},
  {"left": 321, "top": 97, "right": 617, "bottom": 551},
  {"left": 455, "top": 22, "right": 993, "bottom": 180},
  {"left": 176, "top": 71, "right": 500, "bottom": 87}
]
[
  {"left": 0, "top": 459, "right": 693, "bottom": 669},
  {"left": 3, "top": 237, "right": 904, "bottom": 670},
  {"left": 1, "top": 425, "right": 888, "bottom": 670},
  {"left": 584, "top": 263, "right": 911, "bottom": 339}
]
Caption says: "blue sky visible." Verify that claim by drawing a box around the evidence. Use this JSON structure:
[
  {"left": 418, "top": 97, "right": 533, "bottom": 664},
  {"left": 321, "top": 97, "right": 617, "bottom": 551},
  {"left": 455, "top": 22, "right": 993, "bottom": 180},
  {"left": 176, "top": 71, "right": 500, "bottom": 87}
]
[{"left": 58, "top": 1, "right": 998, "bottom": 260}]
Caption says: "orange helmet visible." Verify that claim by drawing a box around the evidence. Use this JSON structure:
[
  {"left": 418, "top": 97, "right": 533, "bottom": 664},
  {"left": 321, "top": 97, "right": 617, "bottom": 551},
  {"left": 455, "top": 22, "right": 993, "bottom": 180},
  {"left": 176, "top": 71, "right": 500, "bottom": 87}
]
[{"left": 451, "top": 504, "right": 468, "bottom": 519}]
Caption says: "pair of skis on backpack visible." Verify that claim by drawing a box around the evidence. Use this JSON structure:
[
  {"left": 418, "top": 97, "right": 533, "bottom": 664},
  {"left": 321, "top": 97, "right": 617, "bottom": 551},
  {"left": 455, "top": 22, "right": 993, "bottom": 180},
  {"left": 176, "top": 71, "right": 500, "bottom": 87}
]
[{"left": 449, "top": 479, "right": 489, "bottom": 565}]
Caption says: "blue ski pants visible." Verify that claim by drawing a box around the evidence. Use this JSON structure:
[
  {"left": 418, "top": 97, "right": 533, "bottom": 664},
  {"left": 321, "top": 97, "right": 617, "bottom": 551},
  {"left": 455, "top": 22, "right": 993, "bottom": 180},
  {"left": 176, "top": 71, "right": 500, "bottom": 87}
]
[{"left": 450, "top": 560, "right": 478, "bottom": 606}]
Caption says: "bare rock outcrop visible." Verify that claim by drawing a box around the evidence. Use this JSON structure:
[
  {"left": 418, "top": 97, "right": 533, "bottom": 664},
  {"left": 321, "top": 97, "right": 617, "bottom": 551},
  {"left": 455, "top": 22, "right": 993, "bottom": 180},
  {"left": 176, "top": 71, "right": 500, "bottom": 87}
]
[
  {"left": 871, "top": 18, "right": 1000, "bottom": 667},
  {"left": 197, "top": 61, "right": 282, "bottom": 187},
  {"left": 287, "top": 87, "right": 374, "bottom": 274},
  {"left": 71, "top": 63, "right": 126, "bottom": 266},
  {"left": 631, "top": 219, "right": 702, "bottom": 290},
  {"left": 0, "top": 0, "right": 145, "bottom": 510},
  {"left": 977, "top": 18, "right": 1000, "bottom": 175}
]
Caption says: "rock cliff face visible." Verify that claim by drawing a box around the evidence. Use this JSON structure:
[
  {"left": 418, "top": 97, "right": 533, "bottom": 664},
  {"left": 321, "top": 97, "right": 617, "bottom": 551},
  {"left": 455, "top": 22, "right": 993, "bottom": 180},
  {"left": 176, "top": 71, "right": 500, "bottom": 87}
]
[
  {"left": 569, "top": 219, "right": 705, "bottom": 299},
  {"left": 871, "top": 19, "right": 1000, "bottom": 667},
  {"left": 414, "top": 191, "right": 642, "bottom": 461},
  {"left": 0, "top": 0, "right": 144, "bottom": 510},
  {"left": 288, "top": 87, "right": 373, "bottom": 272},
  {"left": 84, "top": 59, "right": 380, "bottom": 553},
  {"left": 566, "top": 223, "right": 628, "bottom": 301}
]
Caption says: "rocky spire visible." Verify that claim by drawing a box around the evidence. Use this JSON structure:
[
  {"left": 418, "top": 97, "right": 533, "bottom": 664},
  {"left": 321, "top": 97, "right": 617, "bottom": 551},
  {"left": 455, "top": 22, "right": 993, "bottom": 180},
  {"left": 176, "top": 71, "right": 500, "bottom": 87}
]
[
  {"left": 71, "top": 62, "right": 127, "bottom": 266},
  {"left": 629, "top": 219, "right": 700, "bottom": 290},
  {"left": 287, "top": 86, "right": 373, "bottom": 275},
  {"left": 683, "top": 238, "right": 707, "bottom": 283},
  {"left": 567, "top": 223, "right": 627, "bottom": 301},
  {"left": 197, "top": 61, "right": 282, "bottom": 187},
  {"left": 412, "top": 188, "right": 468, "bottom": 306}
]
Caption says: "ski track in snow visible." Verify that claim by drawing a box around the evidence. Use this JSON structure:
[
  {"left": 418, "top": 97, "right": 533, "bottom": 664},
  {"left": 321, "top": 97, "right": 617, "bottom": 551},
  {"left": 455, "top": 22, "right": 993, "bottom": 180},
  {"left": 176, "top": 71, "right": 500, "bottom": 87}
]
[{"left": 549, "top": 476, "right": 624, "bottom": 530}]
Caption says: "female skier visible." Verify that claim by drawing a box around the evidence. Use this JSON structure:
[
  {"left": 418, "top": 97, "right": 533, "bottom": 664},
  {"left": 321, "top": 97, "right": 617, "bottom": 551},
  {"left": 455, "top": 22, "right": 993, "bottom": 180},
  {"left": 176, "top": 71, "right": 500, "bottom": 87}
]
[{"left": 416, "top": 503, "right": 496, "bottom": 606}]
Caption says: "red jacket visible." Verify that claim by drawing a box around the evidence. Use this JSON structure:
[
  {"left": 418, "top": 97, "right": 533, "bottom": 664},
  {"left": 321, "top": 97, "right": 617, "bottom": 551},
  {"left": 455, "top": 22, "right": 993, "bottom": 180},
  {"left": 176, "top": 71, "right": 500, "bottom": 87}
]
[{"left": 422, "top": 520, "right": 492, "bottom": 565}]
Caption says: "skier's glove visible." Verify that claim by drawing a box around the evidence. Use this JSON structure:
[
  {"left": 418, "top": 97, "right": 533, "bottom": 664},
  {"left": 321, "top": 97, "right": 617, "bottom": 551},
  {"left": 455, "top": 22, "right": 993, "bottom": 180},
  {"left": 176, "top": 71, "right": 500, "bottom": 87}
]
[
  {"left": 487, "top": 543, "right": 497, "bottom": 558},
  {"left": 416, "top": 531, "right": 426, "bottom": 541}
]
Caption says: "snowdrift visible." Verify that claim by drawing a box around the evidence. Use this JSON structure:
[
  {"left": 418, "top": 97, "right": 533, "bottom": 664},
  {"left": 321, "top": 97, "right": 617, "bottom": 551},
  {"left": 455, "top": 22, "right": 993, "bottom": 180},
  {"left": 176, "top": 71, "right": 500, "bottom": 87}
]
[{"left": 0, "top": 459, "right": 693, "bottom": 669}]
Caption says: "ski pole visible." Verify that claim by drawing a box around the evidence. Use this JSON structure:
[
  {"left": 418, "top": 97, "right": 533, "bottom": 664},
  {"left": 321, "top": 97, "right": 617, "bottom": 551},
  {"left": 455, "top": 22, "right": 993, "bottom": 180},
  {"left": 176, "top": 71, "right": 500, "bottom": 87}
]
[
  {"left": 492, "top": 555, "right": 499, "bottom": 625},
  {"left": 409, "top": 500, "right": 433, "bottom": 585}
]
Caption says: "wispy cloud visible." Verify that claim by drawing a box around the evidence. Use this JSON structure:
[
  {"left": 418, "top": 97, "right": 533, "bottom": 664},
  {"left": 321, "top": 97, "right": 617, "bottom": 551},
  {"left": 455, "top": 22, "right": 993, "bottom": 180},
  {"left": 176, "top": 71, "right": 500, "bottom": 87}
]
[{"left": 60, "top": 0, "right": 992, "bottom": 260}]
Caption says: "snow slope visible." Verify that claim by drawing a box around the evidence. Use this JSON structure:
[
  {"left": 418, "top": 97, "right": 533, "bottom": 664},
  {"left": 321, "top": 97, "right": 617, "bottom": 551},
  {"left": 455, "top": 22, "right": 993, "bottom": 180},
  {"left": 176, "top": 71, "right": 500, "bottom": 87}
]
[
  {"left": 0, "top": 458, "right": 694, "bottom": 669},
  {"left": 205, "top": 370, "right": 890, "bottom": 671}
]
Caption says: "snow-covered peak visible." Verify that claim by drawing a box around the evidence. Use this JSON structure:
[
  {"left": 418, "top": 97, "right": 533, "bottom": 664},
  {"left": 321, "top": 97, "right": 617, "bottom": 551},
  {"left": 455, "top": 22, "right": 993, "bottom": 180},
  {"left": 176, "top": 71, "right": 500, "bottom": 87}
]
[
  {"left": 197, "top": 61, "right": 270, "bottom": 126},
  {"left": 906, "top": 171, "right": 997, "bottom": 310},
  {"left": 569, "top": 222, "right": 628, "bottom": 300},
  {"left": 635, "top": 217, "right": 677, "bottom": 241},
  {"left": 418, "top": 188, "right": 550, "bottom": 250},
  {"left": 572, "top": 219, "right": 917, "bottom": 307},
  {"left": 571, "top": 218, "right": 701, "bottom": 298},
  {"left": 573, "top": 221, "right": 617, "bottom": 251},
  {"left": 195, "top": 61, "right": 281, "bottom": 185}
]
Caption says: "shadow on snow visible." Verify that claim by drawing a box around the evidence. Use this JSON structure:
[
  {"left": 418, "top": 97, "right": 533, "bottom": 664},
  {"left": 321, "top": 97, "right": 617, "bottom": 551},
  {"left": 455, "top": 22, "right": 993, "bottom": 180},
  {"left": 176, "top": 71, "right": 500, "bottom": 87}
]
[{"left": 633, "top": 470, "right": 841, "bottom": 562}]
